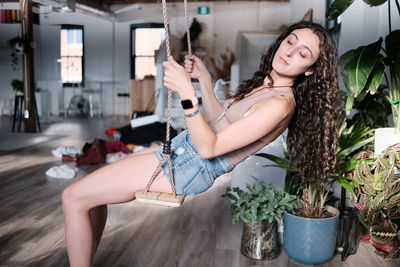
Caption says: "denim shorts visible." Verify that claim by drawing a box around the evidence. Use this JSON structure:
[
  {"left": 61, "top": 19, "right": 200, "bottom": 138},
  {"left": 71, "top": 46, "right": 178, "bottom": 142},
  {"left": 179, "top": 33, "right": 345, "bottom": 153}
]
[{"left": 153, "top": 130, "right": 234, "bottom": 195}]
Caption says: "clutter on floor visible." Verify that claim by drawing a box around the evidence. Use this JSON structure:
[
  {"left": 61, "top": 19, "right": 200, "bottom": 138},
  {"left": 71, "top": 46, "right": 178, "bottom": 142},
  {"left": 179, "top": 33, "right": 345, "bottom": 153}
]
[
  {"left": 47, "top": 120, "right": 177, "bottom": 178},
  {"left": 52, "top": 146, "right": 81, "bottom": 158},
  {"left": 106, "top": 151, "right": 128, "bottom": 164},
  {"left": 45, "top": 164, "right": 77, "bottom": 179}
]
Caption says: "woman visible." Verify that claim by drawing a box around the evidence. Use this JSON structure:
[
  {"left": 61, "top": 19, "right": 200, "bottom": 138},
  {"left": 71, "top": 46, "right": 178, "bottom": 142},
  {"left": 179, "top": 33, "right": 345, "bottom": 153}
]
[{"left": 62, "top": 21, "right": 339, "bottom": 266}]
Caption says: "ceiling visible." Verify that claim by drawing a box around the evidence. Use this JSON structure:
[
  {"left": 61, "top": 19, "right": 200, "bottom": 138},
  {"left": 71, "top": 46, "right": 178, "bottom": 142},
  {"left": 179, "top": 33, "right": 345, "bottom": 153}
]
[{"left": 8, "top": 0, "right": 288, "bottom": 19}]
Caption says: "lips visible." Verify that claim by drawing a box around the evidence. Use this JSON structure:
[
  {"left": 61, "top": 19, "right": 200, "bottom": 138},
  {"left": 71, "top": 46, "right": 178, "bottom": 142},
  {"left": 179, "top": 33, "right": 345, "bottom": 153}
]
[{"left": 279, "top": 56, "right": 289, "bottom": 65}]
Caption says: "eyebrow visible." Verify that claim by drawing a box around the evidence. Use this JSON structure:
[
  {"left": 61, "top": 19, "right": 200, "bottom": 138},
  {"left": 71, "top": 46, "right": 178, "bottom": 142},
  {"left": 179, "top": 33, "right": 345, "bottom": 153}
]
[{"left": 290, "top": 33, "right": 314, "bottom": 58}]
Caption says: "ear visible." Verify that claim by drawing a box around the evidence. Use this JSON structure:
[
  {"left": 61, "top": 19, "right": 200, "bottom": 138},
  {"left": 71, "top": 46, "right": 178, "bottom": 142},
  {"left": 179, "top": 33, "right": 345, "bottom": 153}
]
[{"left": 305, "top": 69, "right": 313, "bottom": 76}]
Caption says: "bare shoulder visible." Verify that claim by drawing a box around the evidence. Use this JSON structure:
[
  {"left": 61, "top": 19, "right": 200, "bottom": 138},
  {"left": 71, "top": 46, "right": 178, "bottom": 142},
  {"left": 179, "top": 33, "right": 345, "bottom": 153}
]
[
  {"left": 242, "top": 95, "right": 295, "bottom": 120},
  {"left": 254, "top": 94, "right": 295, "bottom": 113}
]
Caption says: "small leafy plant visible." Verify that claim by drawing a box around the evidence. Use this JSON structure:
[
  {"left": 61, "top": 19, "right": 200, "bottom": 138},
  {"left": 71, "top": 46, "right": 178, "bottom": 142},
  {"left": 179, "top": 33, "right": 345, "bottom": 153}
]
[
  {"left": 222, "top": 179, "right": 300, "bottom": 224},
  {"left": 350, "top": 145, "right": 400, "bottom": 259}
]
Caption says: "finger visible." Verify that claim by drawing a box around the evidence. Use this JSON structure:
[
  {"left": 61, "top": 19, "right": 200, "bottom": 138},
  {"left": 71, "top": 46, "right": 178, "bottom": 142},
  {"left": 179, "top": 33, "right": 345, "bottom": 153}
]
[
  {"left": 184, "top": 60, "right": 194, "bottom": 69},
  {"left": 163, "top": 61, "right": 170, "bottom": 68},
  {"left": 184, "top": 64, "right": 194, "bottom": 73},
  {"left": 192, "top": 55, "right": 202, "bottom": 63},
  {"left": 168, "top": 56, "right": 183, "bottom": 69}
]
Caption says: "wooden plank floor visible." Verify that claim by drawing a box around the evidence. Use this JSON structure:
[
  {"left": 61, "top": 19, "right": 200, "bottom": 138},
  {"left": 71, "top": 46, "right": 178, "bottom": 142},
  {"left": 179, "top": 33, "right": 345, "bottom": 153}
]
[{"left": 1, "top": 117, "right": 400, "bottom": 267}]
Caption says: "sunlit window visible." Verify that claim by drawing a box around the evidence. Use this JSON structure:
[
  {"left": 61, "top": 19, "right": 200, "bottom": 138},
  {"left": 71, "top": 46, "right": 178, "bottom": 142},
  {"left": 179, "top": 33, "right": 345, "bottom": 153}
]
[
  {"left": 61, "top": 25, "right": 84, "bottom": 86},
  {"left": 131, "top": 25, "right": 165, "bottom": 80}
]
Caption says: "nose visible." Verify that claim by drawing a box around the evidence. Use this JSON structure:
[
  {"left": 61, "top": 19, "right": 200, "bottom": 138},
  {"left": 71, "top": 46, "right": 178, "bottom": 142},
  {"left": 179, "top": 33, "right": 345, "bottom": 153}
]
[{"left": 285, "top": 46, "right": 298, "bottom": 58}]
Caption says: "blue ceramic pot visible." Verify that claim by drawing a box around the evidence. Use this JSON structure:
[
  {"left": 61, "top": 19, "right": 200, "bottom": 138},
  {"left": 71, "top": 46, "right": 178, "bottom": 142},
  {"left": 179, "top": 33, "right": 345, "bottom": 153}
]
[{"left": 283, "top": 205, "right": 339, "bottom": 265}]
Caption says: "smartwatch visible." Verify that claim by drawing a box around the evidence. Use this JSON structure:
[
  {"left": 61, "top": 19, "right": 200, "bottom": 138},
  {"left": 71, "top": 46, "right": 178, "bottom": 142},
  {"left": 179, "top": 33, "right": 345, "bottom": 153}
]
[{"left": 180, "top": 97, "right": 199, "bottom": 110}]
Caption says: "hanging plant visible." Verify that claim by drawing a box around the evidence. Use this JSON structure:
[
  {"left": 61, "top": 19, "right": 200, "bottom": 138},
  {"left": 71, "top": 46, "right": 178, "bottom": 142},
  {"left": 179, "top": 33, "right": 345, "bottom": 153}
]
[
  {"left": 6, "top": 36, "right": 31, "bottom": 71},
  {"left": 11, "top": 79, "right": 24, "bottom": 93}
]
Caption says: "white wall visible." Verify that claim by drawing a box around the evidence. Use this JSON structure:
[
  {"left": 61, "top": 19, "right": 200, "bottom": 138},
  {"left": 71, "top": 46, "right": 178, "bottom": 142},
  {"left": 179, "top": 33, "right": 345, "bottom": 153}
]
[
  {"left": 37, "top": 10, "right": 114, "bottom": 116},
  {"left": 114, "top": 0, "right": 326, "bottom": 69},
  {"left": 1, "top": 0, "right": 397, "bottom": 117},
  {"left": 0, "top": 3, "right": 114, "bottom": 117},
  {"left": 0, "top": 0, "right": 325, "bottom": 117},
  {"left": 113, "top": 0, "right": 326, "bottom": 114}
]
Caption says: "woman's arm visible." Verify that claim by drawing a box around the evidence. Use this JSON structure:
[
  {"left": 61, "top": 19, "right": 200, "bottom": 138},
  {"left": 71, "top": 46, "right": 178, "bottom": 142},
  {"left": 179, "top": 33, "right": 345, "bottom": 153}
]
[
  {"left": 164, "top": 58, "right": 294, "bottom": 159},
  {"left": 184, "top": 55, "right": 223, "bottom": 120},
  {"left": 183, "top": 95, "right": 293, "bottom": 159}
]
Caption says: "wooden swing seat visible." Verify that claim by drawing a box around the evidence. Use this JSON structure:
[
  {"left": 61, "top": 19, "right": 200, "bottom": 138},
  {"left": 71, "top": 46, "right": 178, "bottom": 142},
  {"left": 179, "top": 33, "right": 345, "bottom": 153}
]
[{"left": 135, "top": 190, "right": 185, "bottom": 207}]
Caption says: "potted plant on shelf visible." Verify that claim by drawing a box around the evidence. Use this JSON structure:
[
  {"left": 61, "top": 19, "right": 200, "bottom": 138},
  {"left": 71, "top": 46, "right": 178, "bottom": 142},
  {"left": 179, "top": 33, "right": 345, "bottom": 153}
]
[
  {"left": 327, "top": 0, "right": 400, "bottom": 155},
  {"left": 11, "top": 79, "right": 24, "bottom": 95},
  {"left": 349, "top": 145, "right": 400, "bottom": 259},
  {"left": 222, "top": 179, "right": 299, "bottom": 261}
]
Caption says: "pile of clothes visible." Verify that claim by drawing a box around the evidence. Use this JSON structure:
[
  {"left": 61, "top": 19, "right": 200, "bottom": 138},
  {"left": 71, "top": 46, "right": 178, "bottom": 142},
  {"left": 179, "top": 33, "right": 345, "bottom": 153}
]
[{"left": 45, "top": 122, "right": 178, "bottom": 179}]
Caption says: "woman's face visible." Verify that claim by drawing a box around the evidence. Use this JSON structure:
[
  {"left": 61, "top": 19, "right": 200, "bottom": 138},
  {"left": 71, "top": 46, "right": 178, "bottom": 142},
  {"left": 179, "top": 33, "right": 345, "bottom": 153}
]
[{"left": 272, "top": 28, "right": 321, "bottom": 78}]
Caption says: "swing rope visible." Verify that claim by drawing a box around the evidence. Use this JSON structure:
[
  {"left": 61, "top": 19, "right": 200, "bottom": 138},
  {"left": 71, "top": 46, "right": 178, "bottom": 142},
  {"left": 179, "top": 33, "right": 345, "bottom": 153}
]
[{"left": 141, "top": 0, "right": 192, "bottom": 198}]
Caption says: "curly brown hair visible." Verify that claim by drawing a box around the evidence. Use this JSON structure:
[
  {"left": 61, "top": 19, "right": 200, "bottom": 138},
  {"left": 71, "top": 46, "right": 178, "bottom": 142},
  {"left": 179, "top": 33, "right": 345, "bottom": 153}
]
[{"left": 232, "top": 21, "right": 339, "bottom": 181}]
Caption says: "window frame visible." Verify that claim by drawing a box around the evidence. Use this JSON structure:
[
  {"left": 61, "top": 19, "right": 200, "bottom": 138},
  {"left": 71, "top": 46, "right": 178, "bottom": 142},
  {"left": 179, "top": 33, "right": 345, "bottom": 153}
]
[
  {"left": 130, "top": 23, "right": 164, "bottom": 79},
  {"left": 61, "top": 24, "right": 85, "bottom": 88}
]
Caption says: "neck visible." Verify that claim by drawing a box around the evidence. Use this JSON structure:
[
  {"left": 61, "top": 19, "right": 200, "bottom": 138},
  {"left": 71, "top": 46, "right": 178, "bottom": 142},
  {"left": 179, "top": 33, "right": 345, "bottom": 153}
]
[{"left": 264, "top": 70, "right": 295, "bottom": 88}]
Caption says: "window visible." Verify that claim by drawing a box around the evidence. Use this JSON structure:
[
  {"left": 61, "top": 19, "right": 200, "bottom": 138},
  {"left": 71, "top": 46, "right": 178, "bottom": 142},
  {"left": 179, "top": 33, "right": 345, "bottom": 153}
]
[
  {"left": 61, "top": 25, "right": 84, "bottom": 86},
  {"left": 131, "top": 23, "right": 165, "bottom": 80}
]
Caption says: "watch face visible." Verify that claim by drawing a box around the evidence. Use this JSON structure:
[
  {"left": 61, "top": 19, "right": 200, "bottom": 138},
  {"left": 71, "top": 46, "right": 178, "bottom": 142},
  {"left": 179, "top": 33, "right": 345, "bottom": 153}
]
[{"left": 181, "top": 99, "right": 193, "bottom": 109}]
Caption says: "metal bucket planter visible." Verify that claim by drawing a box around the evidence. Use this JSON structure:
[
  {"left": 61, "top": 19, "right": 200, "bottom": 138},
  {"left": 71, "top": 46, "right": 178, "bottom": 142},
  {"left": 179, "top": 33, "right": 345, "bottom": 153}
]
[
  {"left": 283, "top": 205, "right": 340, "bottom": 265},
  {"left": 240, "top": 220, "right": 280, "bottom": 260}
]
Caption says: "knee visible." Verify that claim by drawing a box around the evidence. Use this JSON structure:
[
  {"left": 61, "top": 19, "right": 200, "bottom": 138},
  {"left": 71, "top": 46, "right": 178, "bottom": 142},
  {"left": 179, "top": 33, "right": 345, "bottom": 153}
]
[{"left": 61, "top": 184, "right": 84, "bottom": 212}]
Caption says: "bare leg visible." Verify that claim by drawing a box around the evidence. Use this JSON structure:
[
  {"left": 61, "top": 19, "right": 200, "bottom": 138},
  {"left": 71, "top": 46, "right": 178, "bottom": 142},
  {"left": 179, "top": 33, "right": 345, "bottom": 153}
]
[
  {"left": 89, "top": 205, "right": 107, "bottom": 258},
  {"left": 88, "top": 146, "right": 160, "bottom": 258},
  {"left": 62, "top": 147, "right": 172, "bottom": 267}
]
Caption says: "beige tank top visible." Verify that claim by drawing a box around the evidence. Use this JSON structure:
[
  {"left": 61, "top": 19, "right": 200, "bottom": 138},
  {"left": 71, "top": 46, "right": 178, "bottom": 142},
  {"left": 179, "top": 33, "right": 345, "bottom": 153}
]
[{"left": 207, "top": 89, "right": 295, "bottom": 167}]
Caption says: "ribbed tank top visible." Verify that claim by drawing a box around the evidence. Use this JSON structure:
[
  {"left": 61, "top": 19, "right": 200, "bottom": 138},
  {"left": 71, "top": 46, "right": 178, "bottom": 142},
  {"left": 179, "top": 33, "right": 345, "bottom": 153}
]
[{"left": 207, "top": 89, "right": 295, "bottom": 167}]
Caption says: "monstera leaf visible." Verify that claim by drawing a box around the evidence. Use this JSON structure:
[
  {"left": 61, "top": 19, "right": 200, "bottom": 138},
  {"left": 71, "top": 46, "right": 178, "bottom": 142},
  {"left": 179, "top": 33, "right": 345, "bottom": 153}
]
[
  {"left": 326, "top": 0, "right": 355, "bottom": 20},
  {"left": 340, "top": 38, "right": 384, "bottom": 114}
]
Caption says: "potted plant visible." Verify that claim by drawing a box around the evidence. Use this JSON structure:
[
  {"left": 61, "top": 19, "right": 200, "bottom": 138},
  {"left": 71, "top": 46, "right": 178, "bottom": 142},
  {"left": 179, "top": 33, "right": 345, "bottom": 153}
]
[
  {"left": 222, "top": 179, "right": 299, "bottom": 260},
  {"left": 7, "top": 36, "right": 31, "bottom": 71},
  {"left": 255, "top": 114, "right": 376, "bottom": 264},
  {"left": 254, "top": 157, "right": 340, "bottom": 264},
  {"left": 349, "top": 145, "right": 400, "bottom": 259},
  {"left": 327, "top": 0, "right": 400, "bottom": 155},
  {"left": 11, "top": 79, "right": 24, "bottom": 95}
]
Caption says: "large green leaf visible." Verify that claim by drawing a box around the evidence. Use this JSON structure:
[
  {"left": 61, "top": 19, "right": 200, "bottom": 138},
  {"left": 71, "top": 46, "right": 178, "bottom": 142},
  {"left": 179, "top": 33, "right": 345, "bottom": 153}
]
[
  {"left": 340, "top": 38, "right": 383, "bottom": 98},
  {"left": 337, "top": 121, "right": 374, "bottom": 156},
  {"left": 336, "top": 158, "right": 360, "bottom": 174},
  {"left": 363, "top": 0, "right": 388, "bottom": 6},
  {"left": 338, "top": 136, "right": 374, "bottom": 159},
  {"left": 345, "top": 94, "right": 355, "bottom": 115},
  {"left": 364, "top": 56, "right": 385, "bottom": 95},
  {"left": 385, "top": 30, "right": 400, "bottom": 97},
  {"left": 255, "top": 153, "right": 299, "bottom": 171},
  {"left": 326, "top": 0, "right": 355, "bottom": 20},
  {"left": 385, "top": 30, "right": 400, "bottom": 60},
  {"left": 363, "top": 0, "right": 387, "bottom": 6},
  {"left": 350, "top": 84, "right": 391, "bottom": 128},
  {"left": 336, "top": 176, "right": 356, "bottom": 198}
]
